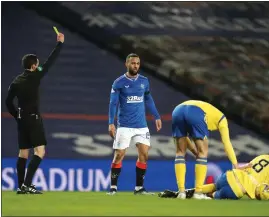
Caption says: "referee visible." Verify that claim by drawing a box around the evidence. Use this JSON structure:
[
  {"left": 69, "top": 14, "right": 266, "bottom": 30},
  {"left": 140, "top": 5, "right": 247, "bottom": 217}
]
[{"left": 5, "top": 32, "right": 64, "bottom": 194}]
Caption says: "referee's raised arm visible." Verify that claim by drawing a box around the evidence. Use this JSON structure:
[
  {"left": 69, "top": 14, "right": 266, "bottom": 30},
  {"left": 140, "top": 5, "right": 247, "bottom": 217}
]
[{"left": 37, "top": 33, "right": 64, "bottom": 78}]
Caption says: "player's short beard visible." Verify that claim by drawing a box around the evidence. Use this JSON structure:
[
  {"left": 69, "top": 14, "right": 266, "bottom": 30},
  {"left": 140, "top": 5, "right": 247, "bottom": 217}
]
[{"left": 128, "top": 68, "right": 138, "bottom": 76}]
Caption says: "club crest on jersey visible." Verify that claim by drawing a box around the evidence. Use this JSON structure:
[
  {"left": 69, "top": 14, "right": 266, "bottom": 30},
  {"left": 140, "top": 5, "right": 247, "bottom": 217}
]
[
  {"left": 127, "top": 96, "right": 144, "bottom": 103},
  {"left": 141, "top": 83, "right": 145, "bottom": 89}
]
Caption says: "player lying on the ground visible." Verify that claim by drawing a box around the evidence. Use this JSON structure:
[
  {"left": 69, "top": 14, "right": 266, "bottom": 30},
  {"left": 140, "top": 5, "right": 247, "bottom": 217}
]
[
  {"left": 159, "top": 155, "right": 269, "bottom": 200},
  {"left": 159, "top": 183, "right": 269, "bottom": 201}
]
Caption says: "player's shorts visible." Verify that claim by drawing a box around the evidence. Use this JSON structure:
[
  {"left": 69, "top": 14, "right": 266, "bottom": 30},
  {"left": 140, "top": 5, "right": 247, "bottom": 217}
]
[
  {"left": 214, "top": 172, "right": 238, "bottom": 200},
  {"left": 17, "top": 114, "right": 47, "bottom": 149},
  {"left": 113, "top": 127, "right": 150, "bottom": 150},
  {"left": 172, "top": 105, "right": 208, "bottom": 139}
]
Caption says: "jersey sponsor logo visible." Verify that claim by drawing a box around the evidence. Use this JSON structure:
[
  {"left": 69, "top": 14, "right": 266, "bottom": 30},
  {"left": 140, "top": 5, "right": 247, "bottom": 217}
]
[
  {"left": 141, "top": 84, "right": 145, "bottom": 89},
  {"left": 126, "top": 96, "right": 144, "bottom": 103},
  {"left": 124, "top": 85, "right": 130, "bottom": 88}
]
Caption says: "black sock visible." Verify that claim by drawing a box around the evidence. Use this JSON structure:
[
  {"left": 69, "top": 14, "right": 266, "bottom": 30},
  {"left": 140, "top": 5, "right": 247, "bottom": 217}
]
[
  {"left": 136, "top": 161, "right": 147, "bottom": 187},
  {"left": 16, "top": 157, "right": 27, "bottom": 188},
  {"left": 110, "top": 162, "right": 122, "bottom": 188},
  {"left": 24, "top": 155, "right": 42, "bottom": 187}
]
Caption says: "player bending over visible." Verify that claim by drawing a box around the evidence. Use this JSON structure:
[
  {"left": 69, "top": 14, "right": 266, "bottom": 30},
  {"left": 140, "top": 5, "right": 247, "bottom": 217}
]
[
  {"left": 172, "top": 100, "right": 239, "bottom": 199},
  {"left": 159, "top": 155, "right": 269, "bottom": 200}
]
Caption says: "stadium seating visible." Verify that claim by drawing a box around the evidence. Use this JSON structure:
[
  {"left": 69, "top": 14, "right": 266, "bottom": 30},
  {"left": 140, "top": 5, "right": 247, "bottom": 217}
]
[
  {"left": 2, "top": 2, "right": 268, "bottom": 160},
  {"left": 121, "top": 36, "right": 269, "bottom": 133},
  {"left": 56, "top": 1, "right": 269, "bottom": 134},
  {"left": 1, "top": 3, "right": 179, "bottom": 158}
]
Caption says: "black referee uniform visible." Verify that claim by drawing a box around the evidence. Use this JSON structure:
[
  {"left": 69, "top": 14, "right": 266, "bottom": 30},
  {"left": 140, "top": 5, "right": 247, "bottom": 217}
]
[{"left": 5, "top": 41, "right": 63, "bottom": 194}]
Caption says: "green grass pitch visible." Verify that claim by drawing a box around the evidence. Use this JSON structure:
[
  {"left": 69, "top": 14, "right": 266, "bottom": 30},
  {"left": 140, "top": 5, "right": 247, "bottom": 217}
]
[{"left": 2, "top": 191, "right": 269, "bottom": 216}]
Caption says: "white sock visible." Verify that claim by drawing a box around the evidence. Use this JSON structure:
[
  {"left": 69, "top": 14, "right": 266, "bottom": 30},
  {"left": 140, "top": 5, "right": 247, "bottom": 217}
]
[
  {"left": 135, "top": 186, "right": 143, "bottom": 191},
  {"left": 111, "top": 185, "right": 117, "bottom": 190}
]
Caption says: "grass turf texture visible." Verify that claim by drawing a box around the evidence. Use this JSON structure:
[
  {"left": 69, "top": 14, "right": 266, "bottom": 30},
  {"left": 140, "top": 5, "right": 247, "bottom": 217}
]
[{"left": 2, "top": 191, "right": 269, "bottom": 216}]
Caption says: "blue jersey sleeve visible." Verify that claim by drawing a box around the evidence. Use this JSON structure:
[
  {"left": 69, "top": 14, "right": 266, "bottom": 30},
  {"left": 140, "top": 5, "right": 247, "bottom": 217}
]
[
  {"left": 144, "top": 80, "right": 161, "bottom": 120},
  {"left": 109, "top": 80, "right": 120, "bottom": 125}
]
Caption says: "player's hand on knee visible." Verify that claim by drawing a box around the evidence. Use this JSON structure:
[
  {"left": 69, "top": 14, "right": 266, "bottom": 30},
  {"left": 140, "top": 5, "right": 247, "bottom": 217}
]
[
  {"left": 109, "top": 124, "right": 116, "bottom": 139},
  {"left": 155, "top": 119, "right": 162, "bottom": 132},
  {"left": 57, "top": 33, "right": 64, "bottom": 43}
]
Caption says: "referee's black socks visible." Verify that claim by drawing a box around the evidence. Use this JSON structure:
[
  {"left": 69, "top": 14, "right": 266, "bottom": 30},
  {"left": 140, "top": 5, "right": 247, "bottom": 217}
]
[
  {"left": 16, "top": 157, "right": 27, "bottom": 188},
  {"left": 24, "top": 155, "right": 42, "bottom": 187}
]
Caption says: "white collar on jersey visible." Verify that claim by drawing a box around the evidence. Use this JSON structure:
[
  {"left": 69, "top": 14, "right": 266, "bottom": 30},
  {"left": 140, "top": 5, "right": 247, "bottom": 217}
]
[{"left": 124, "top": 73, "right": 140, "bottom": 81}]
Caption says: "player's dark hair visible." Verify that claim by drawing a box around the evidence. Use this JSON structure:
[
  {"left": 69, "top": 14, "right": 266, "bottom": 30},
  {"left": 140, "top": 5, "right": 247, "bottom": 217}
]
[
  {"left": 22, "top": 54, "right": 38, "bottom": 69},
  {"left": 126, "top": 53, "right": 139, "bottom": 62}
]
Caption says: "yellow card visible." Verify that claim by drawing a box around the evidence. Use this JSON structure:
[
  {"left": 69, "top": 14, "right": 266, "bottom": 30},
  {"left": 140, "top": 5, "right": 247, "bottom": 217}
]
[{"left": 53, "top": 26, "right": 59, "bottom": 35}]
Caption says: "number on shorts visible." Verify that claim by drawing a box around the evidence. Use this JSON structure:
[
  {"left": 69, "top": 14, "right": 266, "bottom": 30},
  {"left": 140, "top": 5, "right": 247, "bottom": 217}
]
[{"left": 252, "top": 159, "right": 269, "bottom": 173}]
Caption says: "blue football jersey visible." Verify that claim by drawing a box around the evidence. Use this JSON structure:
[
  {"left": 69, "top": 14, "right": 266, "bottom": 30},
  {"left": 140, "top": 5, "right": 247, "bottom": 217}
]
[{"left": 110, "top": 74, "right": 150, "bottom": 128}]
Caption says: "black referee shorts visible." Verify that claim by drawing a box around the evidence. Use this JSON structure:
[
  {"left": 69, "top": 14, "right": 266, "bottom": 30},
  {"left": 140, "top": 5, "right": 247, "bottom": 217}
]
[{"left": 17, "top": 114, "right": 47, "bottom": 149}]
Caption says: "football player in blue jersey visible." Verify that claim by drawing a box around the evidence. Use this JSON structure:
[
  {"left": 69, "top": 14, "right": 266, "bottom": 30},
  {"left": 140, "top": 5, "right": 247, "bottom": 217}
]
[{"left": 107, "top": 53, "right": 162, "bottom": 195}]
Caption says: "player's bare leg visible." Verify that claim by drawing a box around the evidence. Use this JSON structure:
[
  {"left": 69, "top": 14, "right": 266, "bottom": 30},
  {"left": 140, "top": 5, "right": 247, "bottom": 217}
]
[
  {"left": 174, "top": 137, "right": 188, "bottom": 199},
  {"left": 113, "top": 149, "right": 126, "bottom": 164},
  {"left": 107, "top": 149, "right": 126, "bottom": 195},
  {"left": 134, "top": 143, "right": 154, "bottom": 195},
  {"left": 192, "top": 139, "right": 211, "bottom": 199}
]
